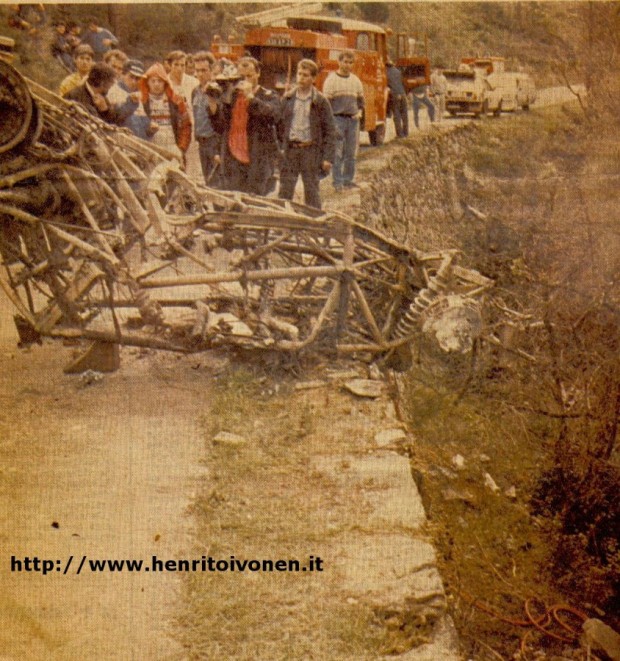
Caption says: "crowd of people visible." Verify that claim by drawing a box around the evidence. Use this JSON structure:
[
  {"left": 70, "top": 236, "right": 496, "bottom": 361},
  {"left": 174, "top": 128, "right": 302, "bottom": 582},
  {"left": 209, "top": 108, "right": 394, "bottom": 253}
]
[
  {"left": 8, "top": 10, "right": 447, "bottom": 210},
  {"left": 49, "top": 27, "right": 369, "bottom": 210}
]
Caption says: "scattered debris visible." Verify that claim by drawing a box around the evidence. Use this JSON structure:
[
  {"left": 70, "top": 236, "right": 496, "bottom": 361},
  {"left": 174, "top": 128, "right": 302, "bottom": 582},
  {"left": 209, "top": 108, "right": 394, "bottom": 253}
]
[
  {"left": 77, "top": 370, "right": 104, "bottom": 387},
  {"left": 504, "top": 485, "right": 517, "bottom": 499},
  {"left": 441, "top": 488, "right": 476, "bottom": 506},
  {"left": 294, "top": 380, "right": 327, "bottom": 391},
  {"left": 325, "top": 370, "right": 361, "bottom": 382},
  {"left": 422, "top": 296, "right": 483, "bottom": 354}
]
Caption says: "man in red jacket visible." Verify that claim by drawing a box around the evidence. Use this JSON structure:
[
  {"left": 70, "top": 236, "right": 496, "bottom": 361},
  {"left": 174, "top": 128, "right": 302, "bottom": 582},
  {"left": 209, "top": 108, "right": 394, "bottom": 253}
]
[{"left": 211, "top": 56, "right": 280, "bottom": 196}]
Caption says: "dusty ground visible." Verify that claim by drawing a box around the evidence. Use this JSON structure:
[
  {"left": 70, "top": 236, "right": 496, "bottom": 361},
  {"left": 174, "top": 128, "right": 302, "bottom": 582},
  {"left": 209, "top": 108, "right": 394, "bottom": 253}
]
[{"left": 0, "top": 295, "right": 214, "bottom": 660}]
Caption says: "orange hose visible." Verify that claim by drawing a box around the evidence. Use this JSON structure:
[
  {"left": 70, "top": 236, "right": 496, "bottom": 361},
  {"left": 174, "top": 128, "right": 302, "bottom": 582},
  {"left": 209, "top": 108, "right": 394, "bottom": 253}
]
[{"left": 456, "top": 588, "right": 591, "bottom": 653}]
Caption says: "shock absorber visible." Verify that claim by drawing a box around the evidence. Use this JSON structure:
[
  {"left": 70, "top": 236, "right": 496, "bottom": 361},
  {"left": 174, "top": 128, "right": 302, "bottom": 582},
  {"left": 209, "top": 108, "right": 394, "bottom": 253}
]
[{"left": 392, "top": 251, "right": 455, "bottom": 340}]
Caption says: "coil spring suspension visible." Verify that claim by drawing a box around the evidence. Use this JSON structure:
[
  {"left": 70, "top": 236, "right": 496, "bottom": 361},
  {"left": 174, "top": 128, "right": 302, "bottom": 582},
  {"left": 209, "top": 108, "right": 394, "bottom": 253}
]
[{"left": 392, "top": 252, "right": 455, "bottom": 340}]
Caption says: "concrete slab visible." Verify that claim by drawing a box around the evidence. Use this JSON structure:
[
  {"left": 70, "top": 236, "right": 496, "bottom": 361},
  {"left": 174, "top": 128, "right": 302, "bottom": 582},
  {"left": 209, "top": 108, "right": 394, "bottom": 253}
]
[
  {"left": 312, "top": 454, "right": 427, "bottom": 530},
  {"left": 336, "top": 533, "right": 443, "bottom": 610}
]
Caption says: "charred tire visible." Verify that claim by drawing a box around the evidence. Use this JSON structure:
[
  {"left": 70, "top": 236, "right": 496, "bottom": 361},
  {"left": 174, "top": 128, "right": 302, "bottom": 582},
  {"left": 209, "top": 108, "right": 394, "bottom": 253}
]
[
  {"left": 0, "top": 60, "right": 41, "bottom": 154},
  {"left": 368, "top": 123, "right": 386, "bottom": 147}
]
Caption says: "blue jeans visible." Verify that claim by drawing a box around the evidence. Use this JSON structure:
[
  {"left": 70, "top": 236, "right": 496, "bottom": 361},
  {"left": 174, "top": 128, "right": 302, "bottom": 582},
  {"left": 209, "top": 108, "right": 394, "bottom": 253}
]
[
  {"left": 333, "top": 115, "right": 359, "bottom": 187},
  {"left": 413, "top": 93, "right": 435, "bottom": 128}
]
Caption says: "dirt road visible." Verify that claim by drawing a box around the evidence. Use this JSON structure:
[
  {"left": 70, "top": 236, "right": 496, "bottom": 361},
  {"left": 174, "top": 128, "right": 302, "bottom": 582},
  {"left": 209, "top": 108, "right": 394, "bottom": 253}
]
[{"left": 0, "top": 296, "right": 213, "bottom": 660}]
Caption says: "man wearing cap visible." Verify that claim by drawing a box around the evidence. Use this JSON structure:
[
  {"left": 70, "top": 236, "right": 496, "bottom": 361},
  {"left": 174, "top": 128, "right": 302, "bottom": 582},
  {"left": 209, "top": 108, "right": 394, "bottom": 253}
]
[
  {"left": 59, "top": 44, "right": 94, "bottom": 97},
  {"left": 107, "top": 59, "right": 150, "bottom": 138}
]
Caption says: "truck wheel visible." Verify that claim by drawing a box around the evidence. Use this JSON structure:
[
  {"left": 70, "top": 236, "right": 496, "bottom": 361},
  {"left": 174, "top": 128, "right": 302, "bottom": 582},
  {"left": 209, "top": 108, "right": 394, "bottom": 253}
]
[
  {"left": 481, "top": 100, "right": 489, "bottom": 117},
  {"left": 493, "top": 102, "right": 502, "bottom": 117},
  {"left": 368, "top": 123, "right": 385, "bottom": 147}
]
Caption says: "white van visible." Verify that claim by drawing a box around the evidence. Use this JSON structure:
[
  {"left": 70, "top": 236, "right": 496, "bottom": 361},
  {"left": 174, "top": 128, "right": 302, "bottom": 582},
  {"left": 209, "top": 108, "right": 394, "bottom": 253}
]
[{"left": 486, "top": 72, "right": 537, "bottom": 112}]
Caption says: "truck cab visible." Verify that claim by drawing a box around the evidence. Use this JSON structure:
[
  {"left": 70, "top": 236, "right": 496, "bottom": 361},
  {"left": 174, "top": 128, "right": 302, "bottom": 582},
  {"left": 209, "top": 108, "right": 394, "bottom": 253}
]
[{"left": 444, "top": 67, "right": 489, "bottom": 117}]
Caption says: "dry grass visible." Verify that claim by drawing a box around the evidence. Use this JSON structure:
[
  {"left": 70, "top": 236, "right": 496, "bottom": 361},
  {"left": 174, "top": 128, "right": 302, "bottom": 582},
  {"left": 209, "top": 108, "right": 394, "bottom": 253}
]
[
  {"left": 176, "top": 364, "right": 393, "bottom": 660},
  {"left": 397, "top": 104, "right": 620, "bottom": 659}
]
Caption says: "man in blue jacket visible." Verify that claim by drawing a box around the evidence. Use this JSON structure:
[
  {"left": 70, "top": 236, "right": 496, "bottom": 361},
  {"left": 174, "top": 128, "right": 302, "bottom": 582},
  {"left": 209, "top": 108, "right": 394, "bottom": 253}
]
[
  {"left": 107, "top": 59, "right": 150, "bottom": 138},
  {"left": 80, "top": 18, "right": 118, "bottom": 61},
  {"left": 278, "top": 59, "right": 336, "bottom": 209}
]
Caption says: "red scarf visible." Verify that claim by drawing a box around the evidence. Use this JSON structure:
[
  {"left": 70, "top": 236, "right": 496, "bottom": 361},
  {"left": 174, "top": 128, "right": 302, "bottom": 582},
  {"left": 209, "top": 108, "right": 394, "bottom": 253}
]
[{"left": 228, "top": 94, "right": 250, "bottom": 164}]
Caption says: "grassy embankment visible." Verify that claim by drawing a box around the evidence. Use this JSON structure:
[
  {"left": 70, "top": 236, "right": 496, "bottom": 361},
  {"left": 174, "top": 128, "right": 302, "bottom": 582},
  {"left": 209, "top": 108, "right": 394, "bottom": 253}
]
[{"left": 401, "top": 103, "right": 619, "bottom": 659}]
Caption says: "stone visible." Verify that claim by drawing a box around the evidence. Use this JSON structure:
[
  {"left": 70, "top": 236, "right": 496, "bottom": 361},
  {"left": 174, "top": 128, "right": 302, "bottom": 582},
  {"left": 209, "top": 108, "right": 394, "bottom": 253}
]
[
  {"left": 383, "top": 401, "right": 399, "bottom": 421},
  {"left": 483, "top": 472, "right": 500, "bottom": 493},
  {"left": 337, "top": 532, "right": 442, "bottom": 610},
  {"left": 451, "top": 454, "right": 466, "bottom": 470},
  {"left": 212, "top": 432, "right": 247, "bottom": 447},
  {"left": 78, "top": 369, "right": 104, "bottom": 387},
  {"left": 505, "top": 485, "right": 517, "bottom": 499},
  {"left": 581, "top": 618, "right": 620, "bottom": 661},
  {"left": 294, "top": 380, "right": 326, "bottom": 391},
  {"left": 344, "top": 379, "right": 383, "bottom": 398},
  {"left": 368, "top": 363, "right": 382, "bottom": 380},
  {"left": 442, "top": 488, "right": 476, "bottom": 506},
  {"left": 374, "top": 428, "right": 407, "bottom": 447}
]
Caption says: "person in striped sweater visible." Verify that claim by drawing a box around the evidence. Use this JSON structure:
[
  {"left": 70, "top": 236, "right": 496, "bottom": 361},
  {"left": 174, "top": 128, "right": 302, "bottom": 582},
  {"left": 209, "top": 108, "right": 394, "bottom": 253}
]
[{"left": 322, "top": 50, "right": 364, "bottom": 191}]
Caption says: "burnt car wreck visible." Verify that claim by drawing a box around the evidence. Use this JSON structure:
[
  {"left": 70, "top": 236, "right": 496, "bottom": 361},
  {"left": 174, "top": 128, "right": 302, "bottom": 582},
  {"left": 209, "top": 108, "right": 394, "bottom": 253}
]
[{"left": 0, "top": 59, "right": 492, "bottom": 369}]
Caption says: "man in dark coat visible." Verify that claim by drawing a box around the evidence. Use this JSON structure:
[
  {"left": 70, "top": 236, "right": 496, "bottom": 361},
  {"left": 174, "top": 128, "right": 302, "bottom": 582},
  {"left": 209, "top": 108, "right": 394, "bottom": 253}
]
[
  {"left": 211, "top": 56, "right": 280, "bottom": 196},
  {"left": 386, "top": 59, "right": 409, "bottom": 138},
  {"left": 64, "top": 62, "right": 120, "bottom": 123},
  {"left": 278, "top": 59, "right": 336, "bottom": 209}
]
